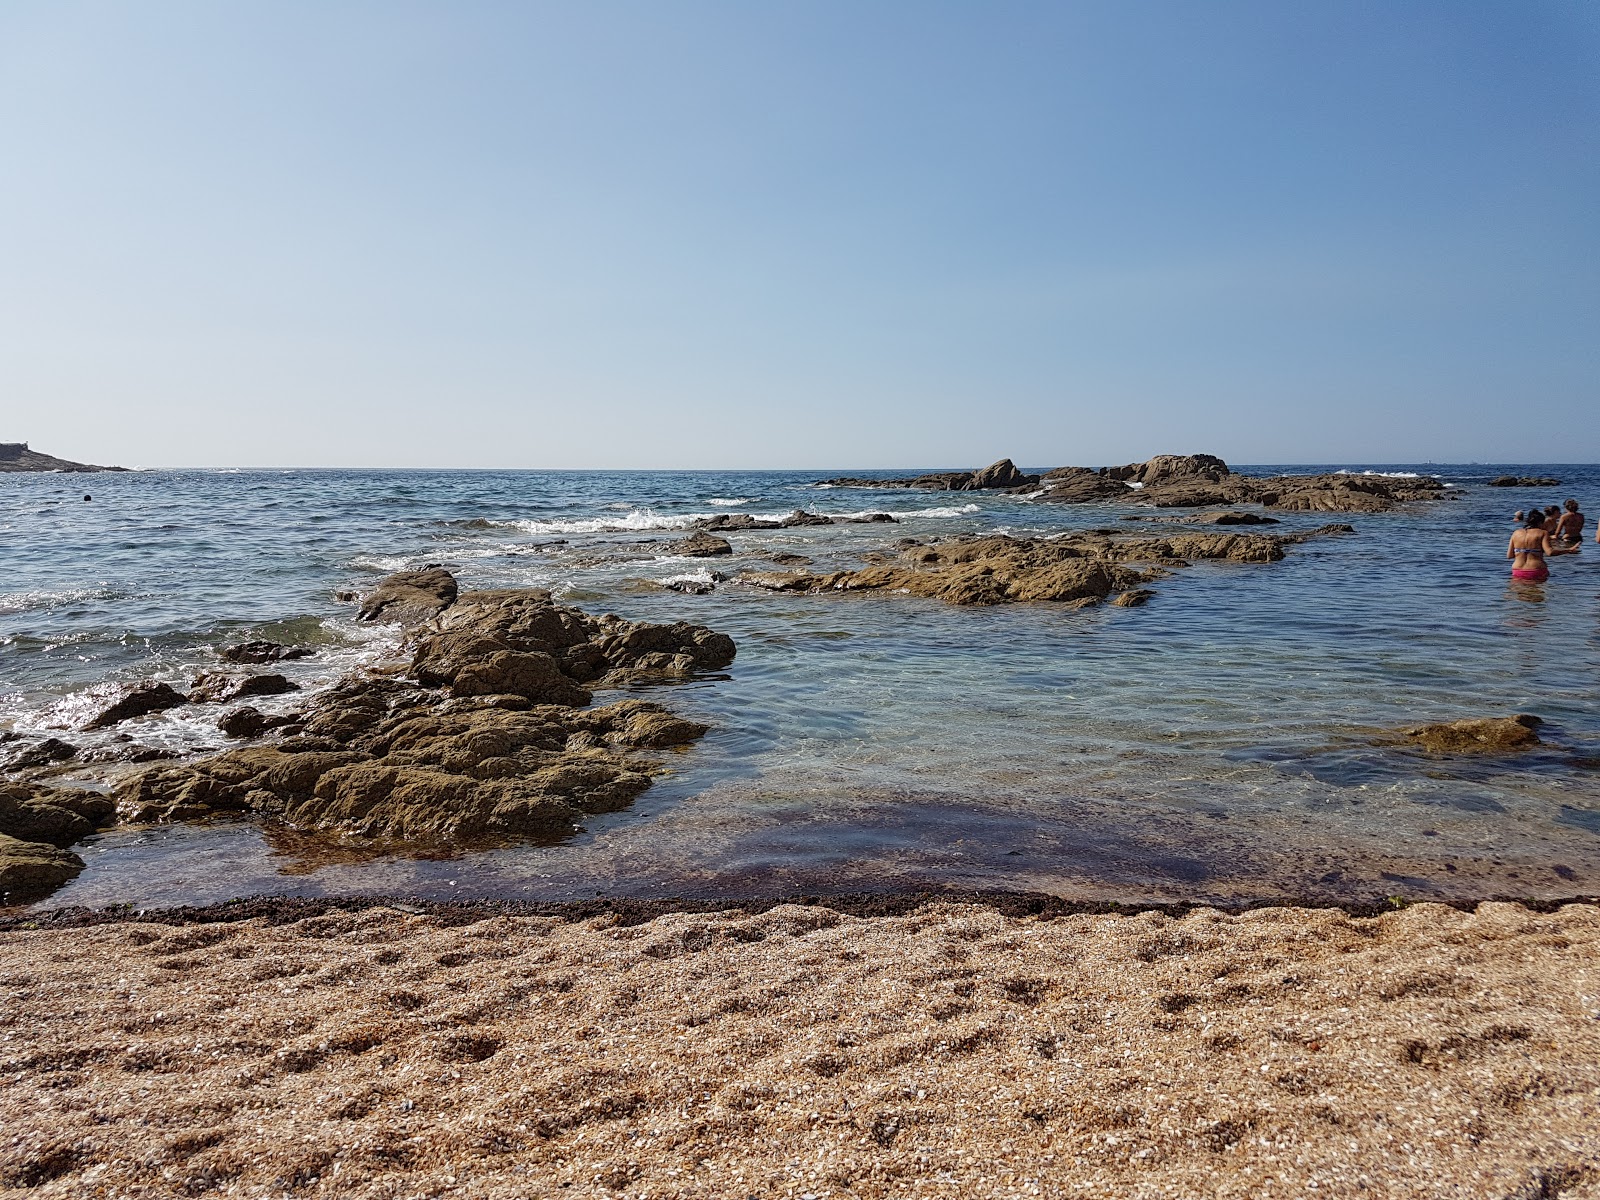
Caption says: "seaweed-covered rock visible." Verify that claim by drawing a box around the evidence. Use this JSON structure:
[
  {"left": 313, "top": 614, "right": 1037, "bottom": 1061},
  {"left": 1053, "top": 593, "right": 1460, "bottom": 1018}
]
[
  {"left": 1403, "top": 714, "right": 1543, "bottom": 754},
  {"left": 119, "top": 700, "right": 705, "bottom": 839},
  {"left": 0, "top": 834, "right": 84, "bottom": 900},
  {"left": 116, "top": 573, "right": 733, "bottom": 843},
  {"left": 0, "top": 782, "right": 114, "bottom": 848},
  {"left": 83, "top": 683, "right": 188, "bottom": 731}
]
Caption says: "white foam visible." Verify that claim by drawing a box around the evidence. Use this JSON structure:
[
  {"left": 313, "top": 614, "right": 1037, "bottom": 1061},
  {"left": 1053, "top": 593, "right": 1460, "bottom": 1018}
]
[
  {"left": 469, "top": 508, "right": 702, "bottom": 536},
  {"left": 0, "top": 586, "right": 117, "bottom": 616},
  {"left": 348, "top": 554, "right": 417, "bottom": 572},
  {"left": 707, "top": 497, "right": 754, "bottom": 507},
  {"left": 663, "top": 569, "right": 717, "bottom": 586},
  {"left": 1335, "top": 470, "right": 1427, "bottom": 478},
  {"left": 903, "top": 503, "right": 982, "bottom": 518}
]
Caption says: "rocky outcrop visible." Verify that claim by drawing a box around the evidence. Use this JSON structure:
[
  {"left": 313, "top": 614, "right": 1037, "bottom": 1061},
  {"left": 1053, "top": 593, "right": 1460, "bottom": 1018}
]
[
  {"left": 356, "top": 567, "right": 459, "bottom": 624},
  {"left": 0, "top": 442, "right": 126, "bottom": 473},
  {"left": 1104, "top": 454, "right": 1232, "bottom": 485},
  {"left": 668, "top": 532, "right": 733, "bottom": 557},
  {"left": 83, "top": 682, "right": 189, "bottom": 731},
  {"left": 736, "top": 527, "right": 1345, "bottom": 607},
  {"left": 0, "top": 783, "right": 115, "bottom": 898},
  {"left": 0, "top": 782, "right": 115, "bottom": 848},
  {"left": 1488, "top": 476, "right": 1560, "bottom": 488},
  {"left": 113, "top": 572, "right": 737, "bottom": 844},
  {"left": 119, "top": 698, "right": 707, "bottom": 840},
  {"left": 1035, "top": 469, "right": 1133, "bottom": 503},
  {"left": 819, "top": 459, "right": 1040, "bottom": 492},
  {"left": 189, "top": 673, "right": 301, "bottom": 704},
  {"left": 1403, "top": 714, "right": 1543, "bottom": 754},
  {"left": 694, "top": 510, "right": 897, "bottom": 532},
  {"left": 3, "top": 738, "right": 78, "bottom": 770},
  {"left": 1031, "top": 455, "right": 1444, "bottom": 513},
  {"left": 1137, "top": 472, "right": 1446, "bottom": 513},
  {"left": 0, "top": 835, "right": 84, "bottom": 900}
]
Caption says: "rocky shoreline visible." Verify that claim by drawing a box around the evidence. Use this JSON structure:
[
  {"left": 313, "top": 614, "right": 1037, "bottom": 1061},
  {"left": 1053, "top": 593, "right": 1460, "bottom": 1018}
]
[
  {"left": 1, "top": 570, "right": 737, "bottom": 904},
  {"left": 0, "top": 441, "right": 125, "bottom": 473},
  {"left": 822, "top": 453, "right": 1449, "bottom": 513}
]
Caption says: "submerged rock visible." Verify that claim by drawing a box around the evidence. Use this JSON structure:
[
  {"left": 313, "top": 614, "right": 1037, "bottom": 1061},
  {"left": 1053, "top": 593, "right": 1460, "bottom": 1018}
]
[
  {"left": 357, "top": 566, "right": 459, "bottom": 624},
  {"left": 83, "top": 682, "right": 189, "bottom": 731},
  {"left": 220, "top": 640, "right": 315, "bottom": 664},
  {"left": 1403, "top": 714, "right": 1543, "bottom": 754}
]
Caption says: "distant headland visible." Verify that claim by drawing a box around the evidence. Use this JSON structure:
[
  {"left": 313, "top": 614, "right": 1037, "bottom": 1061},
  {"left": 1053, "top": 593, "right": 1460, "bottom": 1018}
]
[{"left": 0, "top": 442, "right": 126, "bottom": 473}]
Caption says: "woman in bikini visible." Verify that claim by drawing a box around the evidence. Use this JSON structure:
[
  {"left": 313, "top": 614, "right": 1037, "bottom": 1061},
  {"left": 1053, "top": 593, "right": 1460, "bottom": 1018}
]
[{"left": 1508, "top": 510, "right": 1555, "bottom": 582}]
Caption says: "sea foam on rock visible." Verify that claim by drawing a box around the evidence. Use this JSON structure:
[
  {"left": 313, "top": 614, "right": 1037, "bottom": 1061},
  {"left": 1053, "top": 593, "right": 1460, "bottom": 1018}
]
[{"left": 113, "top": 572, "right": 736, "bottom": 843}]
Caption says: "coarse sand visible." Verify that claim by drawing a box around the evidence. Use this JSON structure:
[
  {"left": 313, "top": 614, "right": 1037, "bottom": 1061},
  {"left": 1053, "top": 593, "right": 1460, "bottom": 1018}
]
[{"left": 2, "top": 899, "right": 1598, "bottom": 1199}]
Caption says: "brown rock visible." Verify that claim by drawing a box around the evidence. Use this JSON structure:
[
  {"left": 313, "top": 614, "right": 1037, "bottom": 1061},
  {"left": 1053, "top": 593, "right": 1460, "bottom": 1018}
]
[
  {"left": 217, "top": 707, "right": 300, "bottom": 740},
  {"left": 968, "top": 459, "right": 1036, "bottom": 490},
  {"left": 0, "top": 782, "right": 111, "bottom": 848},
  {"left": 668, "top": 532, "right": 733, "bottom": 557},
  {"left": 1036, "top": 470, "right": 1134, "bottom": 503},
  {"left": 1403, "top": 715, "right": 1543, "bottom": 754},
  {"left": 4, "top": 737, "right": 78, "bottom": 770},
  {"left": 357, "top": 567, "right": 459, "bottom": 624},
  {"left": 220, "top": 640, "right": 314, "bottom": 664},
  {"left": 191, "top": 673, "right": 302, "bottom": 703},
  {"left": 0, "top": 833, "right": 84, "bottom": 900},
  {"left": 113, "top": 587, "right": 735, "bottom": 843},
  {"left": 83, "top": 682, "right": 188, "bottom": 730}
]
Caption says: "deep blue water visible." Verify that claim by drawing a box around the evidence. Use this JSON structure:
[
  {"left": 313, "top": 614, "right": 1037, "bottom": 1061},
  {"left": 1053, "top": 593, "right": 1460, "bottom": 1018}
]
[{"left": 3, "top": 463, "right": 1599, "bottom": 909}]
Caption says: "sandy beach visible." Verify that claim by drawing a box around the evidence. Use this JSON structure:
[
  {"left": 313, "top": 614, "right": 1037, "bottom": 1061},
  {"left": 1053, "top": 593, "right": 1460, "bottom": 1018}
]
[{"left": 3, "top": 897, "right": 1597, "bottom": 1198}]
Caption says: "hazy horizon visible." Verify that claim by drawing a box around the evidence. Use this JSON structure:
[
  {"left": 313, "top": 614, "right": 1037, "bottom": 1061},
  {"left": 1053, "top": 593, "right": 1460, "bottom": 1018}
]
[{"left": 4, "top": 1, "right": 1597, "bottom": 469}]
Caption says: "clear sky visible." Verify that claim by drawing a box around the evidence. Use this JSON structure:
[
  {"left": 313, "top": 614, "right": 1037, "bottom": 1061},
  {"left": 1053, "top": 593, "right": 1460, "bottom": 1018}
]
[{"left": 2, "top": 1, "right": 1596, "bottom": 469}]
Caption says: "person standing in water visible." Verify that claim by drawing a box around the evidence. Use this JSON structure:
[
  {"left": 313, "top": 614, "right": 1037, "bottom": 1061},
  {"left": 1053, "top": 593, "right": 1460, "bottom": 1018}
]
[
  {"left": 1508, "top": 511, "right": 1555, "bottom": 582},
  {"left": 1553, "top": 499, "right": 1585, "bottom": 550}
]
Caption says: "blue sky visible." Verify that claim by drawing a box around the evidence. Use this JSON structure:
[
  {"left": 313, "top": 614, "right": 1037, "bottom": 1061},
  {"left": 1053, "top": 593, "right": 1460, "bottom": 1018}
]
[{"left": 2, "top": 1, "right": 1595, "bottom": 468}]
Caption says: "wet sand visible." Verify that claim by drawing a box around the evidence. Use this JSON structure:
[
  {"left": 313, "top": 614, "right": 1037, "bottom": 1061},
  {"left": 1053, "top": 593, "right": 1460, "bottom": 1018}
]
[{"left": 3, "top": 897, "right": 1598, "bottom": 1198}]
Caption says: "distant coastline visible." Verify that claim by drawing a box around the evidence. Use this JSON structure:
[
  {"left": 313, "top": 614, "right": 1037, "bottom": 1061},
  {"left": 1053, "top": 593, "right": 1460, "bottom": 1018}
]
[{"left": 0, "top": 442, "right": 126, "bottom": 473}]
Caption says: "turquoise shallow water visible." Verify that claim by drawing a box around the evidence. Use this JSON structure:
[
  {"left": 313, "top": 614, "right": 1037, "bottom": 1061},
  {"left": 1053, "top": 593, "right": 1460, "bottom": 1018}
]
[{"left": 4, "top": 464, "right": 1599, "bottom": 909}]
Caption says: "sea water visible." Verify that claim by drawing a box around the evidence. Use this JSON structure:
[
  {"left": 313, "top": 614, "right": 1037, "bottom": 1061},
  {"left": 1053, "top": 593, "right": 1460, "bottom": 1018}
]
[{"left": 3, "top": 464, "right": 1598, "bottom": 909}]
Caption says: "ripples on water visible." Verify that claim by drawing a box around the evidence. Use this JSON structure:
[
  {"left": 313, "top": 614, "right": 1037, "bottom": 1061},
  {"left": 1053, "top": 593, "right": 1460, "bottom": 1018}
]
[{"left": 3, "top": 464, "right": 1598, "bottom": 909}]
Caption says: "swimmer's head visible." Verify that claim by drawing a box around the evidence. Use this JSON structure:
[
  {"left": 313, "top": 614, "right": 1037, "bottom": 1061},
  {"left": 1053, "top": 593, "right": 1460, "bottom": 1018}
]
[
  {"left": 1525, "top": 511, "right": 1547, "bottom": 527},
  {"left": 1515, "top": 510, "right": 1526, "bottom": 521},
  {"left": 1566, "top": 499, "right": 1579, "bottom": 512}
]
